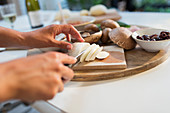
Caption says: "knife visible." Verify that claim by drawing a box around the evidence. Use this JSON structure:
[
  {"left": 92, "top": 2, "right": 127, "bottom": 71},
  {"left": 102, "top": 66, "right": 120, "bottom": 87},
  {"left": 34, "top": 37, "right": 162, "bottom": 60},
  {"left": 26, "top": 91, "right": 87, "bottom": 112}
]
[
  {"left": 0, "top": 48, "right": 26, "bottom": 52},
  {"left": 65, "top": 49, "right": 86, "bottom": 68},
  {"left": 15, "top": 50, "right": 86, "bottom": 112},
  {"left": 6, "top": 101, "right": 66, "bottom": 113}
]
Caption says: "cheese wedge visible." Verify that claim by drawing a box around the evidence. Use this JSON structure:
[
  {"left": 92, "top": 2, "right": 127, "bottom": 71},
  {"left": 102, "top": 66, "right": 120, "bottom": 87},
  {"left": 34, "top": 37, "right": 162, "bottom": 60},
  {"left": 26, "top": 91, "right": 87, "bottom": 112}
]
[
  {"left": 68, "top": 42, "right": 90, "bottom": 57},
  {"left": 80, "top": 44, "right": 96, "bottom": 62},
  {"left": 96, "top": 51, "right": 109, "bottom": 59},
  {"left": 89, "top": 46, "right": 103, "bottom": 61},
  {"left": 85, "top": 45, "right": 100, "bottom": 62}
]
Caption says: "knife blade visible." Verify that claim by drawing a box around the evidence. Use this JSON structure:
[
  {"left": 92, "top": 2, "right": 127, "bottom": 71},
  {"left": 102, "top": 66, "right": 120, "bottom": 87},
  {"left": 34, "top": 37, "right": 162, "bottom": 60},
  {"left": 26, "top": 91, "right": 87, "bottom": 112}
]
[
  {"left": 0, "top": 48, "right": 26, "bottom": 52},
  {"left": 20, "top": 50, "right": 87, "bottom": 112},
  {"left": 65, "top": 49, "right": 86, "bottom": 68},
  {"left": 22, "top": 101, "right": 67, "bottom": 113}
]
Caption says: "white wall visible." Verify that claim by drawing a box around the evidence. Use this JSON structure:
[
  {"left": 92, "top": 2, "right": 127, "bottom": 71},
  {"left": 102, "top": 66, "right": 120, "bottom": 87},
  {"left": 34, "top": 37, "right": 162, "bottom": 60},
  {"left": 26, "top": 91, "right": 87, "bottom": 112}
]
[
  {"left": 7, "top": 0, "right": 25, "bottom": 15},
  {"left": 8, "top": 0, "right": 68, "bottom": 15},
  {"left": 41, "top": 0, "right": 68, "bottom": 10}
]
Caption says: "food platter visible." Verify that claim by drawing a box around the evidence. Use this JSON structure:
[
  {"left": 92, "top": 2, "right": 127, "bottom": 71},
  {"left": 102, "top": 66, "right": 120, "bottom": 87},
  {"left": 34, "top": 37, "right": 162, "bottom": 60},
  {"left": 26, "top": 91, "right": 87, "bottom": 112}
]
[
  {"left": 28, "top": 9, "right": 170, "bottom": 81},
  {"left": 27, "top": 45, "right": 170, "bottom": 81},
  {"left": 72, "top": 46, "right": 170, "bottom": 81}
]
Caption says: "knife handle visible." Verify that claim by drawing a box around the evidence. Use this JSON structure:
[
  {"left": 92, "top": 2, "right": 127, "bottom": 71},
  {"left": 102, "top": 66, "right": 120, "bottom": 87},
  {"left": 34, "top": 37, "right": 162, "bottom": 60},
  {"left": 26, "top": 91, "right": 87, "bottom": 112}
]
[
  {"left": 64, "top": 64, "right": 69, "bottom": 66},
  {"left": 22, "top": 101, "right": 33, "bottom": 106}
]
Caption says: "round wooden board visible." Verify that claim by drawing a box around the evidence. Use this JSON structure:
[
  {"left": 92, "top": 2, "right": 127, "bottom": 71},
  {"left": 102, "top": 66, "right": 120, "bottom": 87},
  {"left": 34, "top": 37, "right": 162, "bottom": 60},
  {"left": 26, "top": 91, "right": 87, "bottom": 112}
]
[
  {"left": 26, "top": 25, "right": 169, "bottom": 82},
  {"left": 72, "top": 46, "right": 170, "bottom": 81}
]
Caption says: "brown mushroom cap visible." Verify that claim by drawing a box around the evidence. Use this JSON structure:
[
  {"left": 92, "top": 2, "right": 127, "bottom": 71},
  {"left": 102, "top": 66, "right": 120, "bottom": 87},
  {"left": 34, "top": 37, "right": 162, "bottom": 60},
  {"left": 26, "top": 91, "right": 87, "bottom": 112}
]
[
  {"left": 84, "top": 31, "right": 102, "bottom": 43},
  {"left": 84, "top": 24, "right": 100, "bottom": 32},
  {"left": 109, "top": 27, "right": 136, "bottom": 50},
  {"left": 101, "top": 28, "right": 112, "bottom": 44},
  {"left": 101, "top": 19, "right": 120, "bottom": 29}
]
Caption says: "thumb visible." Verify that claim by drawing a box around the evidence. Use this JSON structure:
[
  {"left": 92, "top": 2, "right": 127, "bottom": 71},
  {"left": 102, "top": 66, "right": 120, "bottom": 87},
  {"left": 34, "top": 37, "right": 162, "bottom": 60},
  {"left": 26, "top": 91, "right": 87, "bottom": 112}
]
[{"left": 53, "top": 40, "right": 72, "bottom": 50}]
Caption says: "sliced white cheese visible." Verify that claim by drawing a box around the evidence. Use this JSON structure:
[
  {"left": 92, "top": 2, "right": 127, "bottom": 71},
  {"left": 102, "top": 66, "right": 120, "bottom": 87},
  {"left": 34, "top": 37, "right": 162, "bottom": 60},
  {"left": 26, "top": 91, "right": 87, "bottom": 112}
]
[
  {"left": 68, "top": 42, "right": 90, "bottom": 57},
  {"left": 89, "top": 46, "right": 103, "bottom": 61},
  {"left": 85, "top": 45, "right": 99, "bottom": 62},
  {"left": 80, "top": 44, "right": 96, "bottom": 62},
  {"left": 96, "top": 51, "right": 109, "bottom": 59}
]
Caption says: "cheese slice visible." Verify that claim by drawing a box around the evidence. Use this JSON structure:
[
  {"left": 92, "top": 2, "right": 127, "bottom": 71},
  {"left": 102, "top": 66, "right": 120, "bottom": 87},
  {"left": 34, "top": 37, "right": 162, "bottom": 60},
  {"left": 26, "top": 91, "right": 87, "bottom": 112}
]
[
  {"left": 80, "top": 44, "right": 96, "bottom": 62},
  {"left": 96, "top": 51, "right": 109, "bottom": 59},
  {"left": 68, "top": 42, "right": 90, "bottom": 57},
  {"left": 89, "top": 46, "right": 103, "bottom": 61},
  {"left": 85, "top": 45, "right": 100, "bottom": 62}
]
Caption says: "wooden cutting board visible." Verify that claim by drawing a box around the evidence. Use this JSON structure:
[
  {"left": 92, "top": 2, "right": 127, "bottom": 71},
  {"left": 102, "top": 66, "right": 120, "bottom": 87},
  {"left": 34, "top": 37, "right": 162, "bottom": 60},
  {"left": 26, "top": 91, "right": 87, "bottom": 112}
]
[
  {"left": 73, "top": 45, "right": 127, "bottom": 70},
  {"left": 72, "top": 46, "right": 170, "bottom": 81},
  {"left": 27, "top": 45, "right": 170, "bottom": 82},
  {"left": 93, "top": 9, "right": 121, "bottom": 24}
]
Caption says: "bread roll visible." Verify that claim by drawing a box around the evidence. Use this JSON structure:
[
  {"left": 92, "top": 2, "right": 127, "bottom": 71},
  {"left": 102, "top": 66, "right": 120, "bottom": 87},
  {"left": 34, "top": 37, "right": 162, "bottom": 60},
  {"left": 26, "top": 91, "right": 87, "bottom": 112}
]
[
  {"left": 80, "top": 10, "right": 89, "bottom": 16},
  {"left": 90, "top": 4, "right": 107, "bottom": 16}
]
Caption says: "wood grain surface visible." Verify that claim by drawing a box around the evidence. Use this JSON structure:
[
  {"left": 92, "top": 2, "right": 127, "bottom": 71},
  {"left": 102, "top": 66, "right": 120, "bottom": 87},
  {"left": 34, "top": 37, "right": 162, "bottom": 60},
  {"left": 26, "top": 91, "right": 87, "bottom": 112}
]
[
  {"left": 73, "top": 45, "right": 127, "bottom": 70},
  {"left": 72, "top": 46, "right": 170, "bottom": 81},
  {"left": 27, "top": 46, "right": 170, "bottom": 81},
  {"left": 93, "top": 9, "right": 121, "bottom": 24}
]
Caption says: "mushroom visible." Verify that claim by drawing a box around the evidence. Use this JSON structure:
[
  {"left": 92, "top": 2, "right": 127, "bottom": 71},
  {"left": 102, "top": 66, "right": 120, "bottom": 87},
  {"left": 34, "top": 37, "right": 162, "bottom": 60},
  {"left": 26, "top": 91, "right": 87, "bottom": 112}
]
[
  {"left": 82, "top": 31, "right": 102, "bottom": 44},
  {"left": 101, "top": 19, "right": 120, "bottom": 29},
  {"left": 109, "top": 27, "right": 136, "bottom": 50},
  {"left": 101, "top": 28, "right": 112, "bottom": 44},
  {"left": 84, "top": 24, "right": 100, "bottom": 32},
  {"left": 81, "top": 32, "right": 91, "bottom": 38}
]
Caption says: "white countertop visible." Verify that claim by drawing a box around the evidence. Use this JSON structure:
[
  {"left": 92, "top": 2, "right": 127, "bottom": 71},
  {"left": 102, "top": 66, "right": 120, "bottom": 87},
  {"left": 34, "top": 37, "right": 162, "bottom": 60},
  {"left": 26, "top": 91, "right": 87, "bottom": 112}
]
[
  {"left": 49, "top": 58, "right": 170, "bottom": 113},
  {"left": 0, "top": 11, "right": 170, "bottom": 113}
]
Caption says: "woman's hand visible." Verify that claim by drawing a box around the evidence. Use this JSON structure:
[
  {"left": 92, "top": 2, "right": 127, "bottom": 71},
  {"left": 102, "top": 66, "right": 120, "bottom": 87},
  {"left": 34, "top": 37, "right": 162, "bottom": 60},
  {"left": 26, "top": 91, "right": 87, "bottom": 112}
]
[
  {"left": 0, "top": 25, "right": 84, "bottom": 49},
  {"left": 22, "top": 24, "right": 84, "bottom": 49},
  {"left": 0, "top": 52, "right": 76, "bottom": 102}
]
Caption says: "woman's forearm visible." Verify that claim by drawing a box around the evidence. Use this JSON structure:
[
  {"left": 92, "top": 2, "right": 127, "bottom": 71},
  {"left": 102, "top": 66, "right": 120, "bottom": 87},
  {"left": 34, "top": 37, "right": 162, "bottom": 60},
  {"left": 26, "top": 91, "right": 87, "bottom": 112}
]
[
  {"left": 0, "top": 81, "right": 12, "bottom": 102},
  {"left": 0, "top": 24, "right": 83, "bottom": 49},
  {"left": 0, "top": 27, "right": 27, "bottom": 48},
  {"left": 0, "top": 64, "right": 16, "bottom": 102}
]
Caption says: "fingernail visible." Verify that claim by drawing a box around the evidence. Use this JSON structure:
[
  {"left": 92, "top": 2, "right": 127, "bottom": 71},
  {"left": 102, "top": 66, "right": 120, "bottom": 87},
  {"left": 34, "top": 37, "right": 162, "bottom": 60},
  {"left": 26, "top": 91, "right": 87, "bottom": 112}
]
[
  {"left": 67, "top": 45, "right": 72, "bottom": 49},
  {"left": 81, "top": 38, "right": 85, "bottom": 42},
  {"left": 74, "top": 58, "right": 77, "bottom": 62}
]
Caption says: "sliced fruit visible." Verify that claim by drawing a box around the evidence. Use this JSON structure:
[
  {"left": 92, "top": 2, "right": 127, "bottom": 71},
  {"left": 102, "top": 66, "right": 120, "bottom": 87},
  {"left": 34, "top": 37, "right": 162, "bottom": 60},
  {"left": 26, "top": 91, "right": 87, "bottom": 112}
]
[
  {"left": 85, "top": 45, "right": 100, "bottom": 62},
  {"left": 96, "top": 51, "right": 109, "bottom": 59},
  {"left": 68, "top": 42, "right": 90, "bottom": 57},
  {"left": 89, "top": 46, "right": 103, "bottom": 61},
  {"left": 80, "top": 44, "right": 96, "bottom": 62}
]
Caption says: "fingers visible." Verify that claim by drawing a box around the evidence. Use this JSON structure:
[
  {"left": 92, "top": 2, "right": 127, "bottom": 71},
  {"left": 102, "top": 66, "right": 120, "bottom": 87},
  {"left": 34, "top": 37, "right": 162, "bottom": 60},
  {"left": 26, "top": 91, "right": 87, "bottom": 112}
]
[
  {"left": 60, "top": 55, "right": 76, "bottom": 64},
  {"left": 56, "top": 24, "right": 84, "bottom": 42},
  {"left": 68, "top": 25, "right": 84, "bottom": 42},
  {"left": 53, "top": 40, "right": 72, "bottom": 50},
  {"left": 39, "top": 52, "right": 76, "bottom": 85},
  {"left": 6, "top": 52, "right": 76, "bottom": 102},
  {"left": 43, "top": 64, "right": 74, "bottom": 100},
  {"left": 66, "top": 34, "right": 71, "bottom": 42},
  {"left": 47, "top": 57, "right": 74, "bottom": 90},
  {"left": 45, "top": 52, "right": 76, "bottom": 66},
  {"left": 66, "top": 25, "right": 84, "bottom": 42},
  {"left": 52, "top": 74, "right": 64, "bottom": 92},
  {"left": 47, "top": 52, "right": 75, "bottom": 83},
  {"left": 55, "top": 52, "right": 77, "bottom": 65},
  {"left": 58, "top": 64, "right": 75, "bottom": 83}
]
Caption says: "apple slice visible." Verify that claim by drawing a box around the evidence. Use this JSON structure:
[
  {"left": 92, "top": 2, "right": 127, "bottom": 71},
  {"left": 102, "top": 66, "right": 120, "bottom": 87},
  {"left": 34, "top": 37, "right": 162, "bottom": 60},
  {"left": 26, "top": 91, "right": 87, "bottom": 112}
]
[
  {"left": 68, "top": 42, "right": 90, "bottom": 57},
  {"left": 80, "top": 44, "right": 96, "bottom": 62},
  {"left": 96, "top": 51, "right": 109, "bottom": 59},
  {"left": 89, "top": 46, "right": 103, "bottom": 61},
  {"left": 85, "top": 45, "right": 100, "bottom": 62}
]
